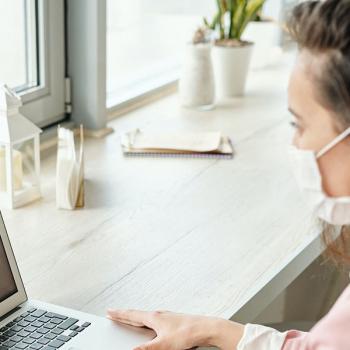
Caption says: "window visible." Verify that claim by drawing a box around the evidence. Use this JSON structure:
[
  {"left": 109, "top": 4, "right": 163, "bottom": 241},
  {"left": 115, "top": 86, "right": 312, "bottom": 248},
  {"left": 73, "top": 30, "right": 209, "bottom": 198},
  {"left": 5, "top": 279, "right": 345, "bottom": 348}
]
[
  {"left": 0, "top": 1, "right": 288, "bottom": 129},
  {"left": 0, "top": 1, "right": 38, "bottom": 91},
  {"left": 106, "top": 0, "right": 215, "bottom": 108},
  {"left": 0, "top": 0, "right": 66, "bottom": 128}
]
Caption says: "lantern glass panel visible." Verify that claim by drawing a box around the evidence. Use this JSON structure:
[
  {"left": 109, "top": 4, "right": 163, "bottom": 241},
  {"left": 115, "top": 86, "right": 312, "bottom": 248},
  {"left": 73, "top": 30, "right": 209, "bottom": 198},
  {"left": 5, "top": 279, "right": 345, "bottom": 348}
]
[
  {"left": 0, "top": 144, "right": 9, "bottom": 193},
  {"left": 13, "top": 139, "right": 38, "bottom": 193}
]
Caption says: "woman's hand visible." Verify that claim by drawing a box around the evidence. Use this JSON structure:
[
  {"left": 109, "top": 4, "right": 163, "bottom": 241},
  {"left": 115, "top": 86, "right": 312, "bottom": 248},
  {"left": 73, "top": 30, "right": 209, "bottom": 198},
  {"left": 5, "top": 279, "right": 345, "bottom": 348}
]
[{"left": 107, "top": 309, "right": 244, "bottom": 350}]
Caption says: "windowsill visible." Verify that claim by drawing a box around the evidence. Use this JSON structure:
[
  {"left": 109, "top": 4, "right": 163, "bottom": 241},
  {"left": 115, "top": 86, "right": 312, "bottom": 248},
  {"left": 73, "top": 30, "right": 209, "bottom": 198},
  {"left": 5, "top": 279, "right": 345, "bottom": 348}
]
[
  {"left": 38, "top": 80, "right": 178, "bottom": 155},
  {"left": 107, "top": 79, "right": 178, "bottom": 121}
]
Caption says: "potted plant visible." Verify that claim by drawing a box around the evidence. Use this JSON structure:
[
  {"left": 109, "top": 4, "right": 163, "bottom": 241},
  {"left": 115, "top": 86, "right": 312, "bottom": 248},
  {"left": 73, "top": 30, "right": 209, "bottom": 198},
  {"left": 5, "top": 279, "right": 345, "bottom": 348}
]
[{"left": 205, "top": 0, "right": 266, "bottom": 97}]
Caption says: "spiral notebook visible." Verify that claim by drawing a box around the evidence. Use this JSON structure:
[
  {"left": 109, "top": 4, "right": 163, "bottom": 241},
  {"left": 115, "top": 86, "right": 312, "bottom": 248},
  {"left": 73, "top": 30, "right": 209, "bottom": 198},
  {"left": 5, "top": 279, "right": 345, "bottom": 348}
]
[{"left": 121, "top": 129, "right": 234, "bottom": 159}]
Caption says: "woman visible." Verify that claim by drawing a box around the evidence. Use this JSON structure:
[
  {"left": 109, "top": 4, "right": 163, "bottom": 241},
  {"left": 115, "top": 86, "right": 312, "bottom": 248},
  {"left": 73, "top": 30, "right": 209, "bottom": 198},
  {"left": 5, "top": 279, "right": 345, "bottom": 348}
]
[{"left": 108, "top": 1, "right": 350, "bottom": 349}]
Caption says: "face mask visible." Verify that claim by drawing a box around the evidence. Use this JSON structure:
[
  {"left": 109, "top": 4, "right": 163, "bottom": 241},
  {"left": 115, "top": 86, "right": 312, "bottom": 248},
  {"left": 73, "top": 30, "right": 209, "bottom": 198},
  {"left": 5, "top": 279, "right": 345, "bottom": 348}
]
[{"left": 288, "top": 126, "right": 350, "bottom": 225}]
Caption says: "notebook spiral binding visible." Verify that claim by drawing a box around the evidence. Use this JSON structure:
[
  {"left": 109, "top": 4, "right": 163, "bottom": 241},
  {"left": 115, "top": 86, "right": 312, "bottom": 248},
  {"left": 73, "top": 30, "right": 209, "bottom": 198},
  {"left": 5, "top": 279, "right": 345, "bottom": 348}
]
[{"left": 123, "top": 152, "right": 234, "bottom": 160}]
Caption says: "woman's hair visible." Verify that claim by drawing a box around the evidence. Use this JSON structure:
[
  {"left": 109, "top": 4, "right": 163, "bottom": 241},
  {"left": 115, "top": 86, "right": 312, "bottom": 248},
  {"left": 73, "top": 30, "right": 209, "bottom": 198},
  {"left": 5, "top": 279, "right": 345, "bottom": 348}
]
[
  {"left": 288, "top": 0, "right": 350, "bottom": 128},
  {"left": 321, "top": 223, "right": 350, "bottom": 265},
  {"left": 288, "top": 0, "right": 350, "bottom": 265}
]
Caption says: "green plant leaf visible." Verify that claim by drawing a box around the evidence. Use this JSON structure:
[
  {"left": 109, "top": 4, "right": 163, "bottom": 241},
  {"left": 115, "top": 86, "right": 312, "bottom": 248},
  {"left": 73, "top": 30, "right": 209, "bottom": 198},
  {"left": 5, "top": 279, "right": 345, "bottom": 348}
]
[
  {"left": 237, "top": 0, "right": 266, "bottom": 39},
  {"left": 233, "top": 0, "right": 248, "bottom": 39},
  {"left": 209, "top": 0, "right": 266, "bottom": 41},
  {"left": 216, "top": 0, "right": 227, "bottom": 39},
  {"left": 228, "top": 0, "right": 234, "bottom": 39},
  {"left": 204, "top": 14, "right": 219, "bottom": 30}
]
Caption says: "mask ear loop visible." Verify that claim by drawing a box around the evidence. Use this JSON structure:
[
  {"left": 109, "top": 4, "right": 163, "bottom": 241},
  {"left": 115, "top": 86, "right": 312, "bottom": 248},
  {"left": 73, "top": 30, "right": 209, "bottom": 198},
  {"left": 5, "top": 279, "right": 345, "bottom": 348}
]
[{"left": 316, "top": 126, "right": 350, "bottom": 159}]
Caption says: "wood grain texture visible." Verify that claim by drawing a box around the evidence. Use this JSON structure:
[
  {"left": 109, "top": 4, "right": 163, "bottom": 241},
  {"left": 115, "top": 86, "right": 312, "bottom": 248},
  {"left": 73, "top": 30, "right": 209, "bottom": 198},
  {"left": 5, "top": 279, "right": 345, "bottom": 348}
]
[{"left": 1, "top": 52, "right": 320, "bottom": 322}]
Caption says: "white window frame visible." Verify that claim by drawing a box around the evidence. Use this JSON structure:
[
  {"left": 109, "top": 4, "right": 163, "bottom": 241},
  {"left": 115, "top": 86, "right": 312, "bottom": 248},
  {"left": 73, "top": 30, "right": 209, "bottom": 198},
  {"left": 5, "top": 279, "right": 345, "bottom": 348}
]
[{"left": 20, "top": 0, "right": 66, "bottom": 128}]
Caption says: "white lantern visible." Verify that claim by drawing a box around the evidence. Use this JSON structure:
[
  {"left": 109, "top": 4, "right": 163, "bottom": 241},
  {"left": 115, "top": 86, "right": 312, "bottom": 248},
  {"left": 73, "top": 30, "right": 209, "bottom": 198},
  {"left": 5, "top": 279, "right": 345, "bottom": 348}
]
[{"left": 0, "top": 84, "right": 42, "bottom": 209}]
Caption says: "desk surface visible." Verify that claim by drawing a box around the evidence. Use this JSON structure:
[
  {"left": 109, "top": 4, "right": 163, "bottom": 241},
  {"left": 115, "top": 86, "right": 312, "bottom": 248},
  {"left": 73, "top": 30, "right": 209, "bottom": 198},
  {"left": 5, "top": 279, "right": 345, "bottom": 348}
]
[{"left": 2, "top": 52, "right": 321, "bottom": 323}]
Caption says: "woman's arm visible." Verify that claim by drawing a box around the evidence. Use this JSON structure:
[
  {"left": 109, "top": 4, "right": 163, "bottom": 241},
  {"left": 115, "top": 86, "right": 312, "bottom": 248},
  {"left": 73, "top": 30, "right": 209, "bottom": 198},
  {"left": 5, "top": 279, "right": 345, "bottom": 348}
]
[
  {"left": 108, "top": 285, "right": 350, "bottom": 350},
  {"left": 107, "top": 309, "right": 245, "bottom": 350}
]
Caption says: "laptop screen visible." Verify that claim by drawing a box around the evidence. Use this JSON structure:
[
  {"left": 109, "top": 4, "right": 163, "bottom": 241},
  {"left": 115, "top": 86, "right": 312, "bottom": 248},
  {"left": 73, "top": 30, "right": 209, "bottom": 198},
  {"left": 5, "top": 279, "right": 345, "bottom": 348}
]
[{"left": 0, "top": 235, "right": 17, "bottom": 303}]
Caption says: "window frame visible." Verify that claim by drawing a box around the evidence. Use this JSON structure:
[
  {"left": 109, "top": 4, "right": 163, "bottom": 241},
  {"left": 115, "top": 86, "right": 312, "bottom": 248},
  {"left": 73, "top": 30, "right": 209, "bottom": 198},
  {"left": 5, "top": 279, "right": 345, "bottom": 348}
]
[{"left": 19, "top": 0, "right": 66, "bottom": 128}]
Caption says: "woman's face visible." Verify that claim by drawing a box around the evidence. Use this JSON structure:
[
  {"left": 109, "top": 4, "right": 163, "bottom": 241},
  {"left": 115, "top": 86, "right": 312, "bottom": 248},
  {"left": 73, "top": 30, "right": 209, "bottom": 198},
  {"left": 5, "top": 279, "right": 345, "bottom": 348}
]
[{"left": 288, "top": 49, "right": 350, "bottom": 197}]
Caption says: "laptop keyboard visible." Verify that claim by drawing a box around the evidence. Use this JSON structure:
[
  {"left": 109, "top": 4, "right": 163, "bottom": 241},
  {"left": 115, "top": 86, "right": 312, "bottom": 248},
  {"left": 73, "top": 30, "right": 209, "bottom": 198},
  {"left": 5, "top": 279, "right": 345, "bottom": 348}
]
[{"left": 0, "top": 308, "right": 91, "bottom": 349}]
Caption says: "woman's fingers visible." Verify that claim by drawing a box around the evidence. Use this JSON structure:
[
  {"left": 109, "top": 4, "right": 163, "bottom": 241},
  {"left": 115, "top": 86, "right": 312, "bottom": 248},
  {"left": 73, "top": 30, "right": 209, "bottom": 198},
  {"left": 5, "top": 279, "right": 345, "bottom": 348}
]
[
  {"left": 107, "top": 309, "right": 152, "bottom": 328},
  {"left": 133, "top": 338, "right": 162, "bottom": 350},
  {"left": 106, "top": 315, "right": 144, "bottom": 327},
  {"left": 106, "top": 309, "right": 226, "bottom": 350}
]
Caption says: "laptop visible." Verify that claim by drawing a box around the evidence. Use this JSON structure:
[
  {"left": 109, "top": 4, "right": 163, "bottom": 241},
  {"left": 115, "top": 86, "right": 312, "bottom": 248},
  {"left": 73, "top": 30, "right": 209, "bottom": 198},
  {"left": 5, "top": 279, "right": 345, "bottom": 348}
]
[{"left": 0, "top": 212, "right": 154, "bottom": 350}]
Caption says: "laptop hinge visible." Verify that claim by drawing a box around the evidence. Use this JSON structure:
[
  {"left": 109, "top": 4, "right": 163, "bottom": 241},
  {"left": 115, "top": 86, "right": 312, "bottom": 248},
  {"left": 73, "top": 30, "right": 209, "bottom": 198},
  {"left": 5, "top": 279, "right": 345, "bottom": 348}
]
[{"left": 0, "top": 306, "right": 22, "bottom": 324}]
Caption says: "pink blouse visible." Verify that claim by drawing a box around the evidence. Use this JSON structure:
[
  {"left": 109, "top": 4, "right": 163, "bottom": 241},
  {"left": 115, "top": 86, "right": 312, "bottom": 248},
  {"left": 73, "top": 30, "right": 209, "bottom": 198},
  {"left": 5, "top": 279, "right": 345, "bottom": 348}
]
[
  {"left": 237, "top": 284, "right": 350, "bottom": 350},
  {"left": 283, "top": 283, "right": 350, "bottom": 349}
]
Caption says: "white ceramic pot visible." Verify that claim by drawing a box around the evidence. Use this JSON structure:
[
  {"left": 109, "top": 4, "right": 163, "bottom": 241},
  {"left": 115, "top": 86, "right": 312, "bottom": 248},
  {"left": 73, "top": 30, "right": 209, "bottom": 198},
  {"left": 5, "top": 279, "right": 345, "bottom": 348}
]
[
  {"left": 212, "top": 43, "right": 254, "bottom": 97},
  {"left": 179, "top": 43, "right": 215, "bottom": 110}
]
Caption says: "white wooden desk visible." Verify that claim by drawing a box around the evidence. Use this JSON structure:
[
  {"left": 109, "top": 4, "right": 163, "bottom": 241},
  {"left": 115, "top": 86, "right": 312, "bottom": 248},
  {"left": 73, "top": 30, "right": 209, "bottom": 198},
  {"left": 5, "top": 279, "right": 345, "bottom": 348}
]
[{"left": 1, "top": 53, "right": 322, "bottom": 325}]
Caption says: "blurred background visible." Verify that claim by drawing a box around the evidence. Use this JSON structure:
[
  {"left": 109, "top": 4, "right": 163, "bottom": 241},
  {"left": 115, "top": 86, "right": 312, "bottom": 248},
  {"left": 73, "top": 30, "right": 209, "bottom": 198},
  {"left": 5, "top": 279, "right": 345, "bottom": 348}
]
[{"left": 0, "top": 0, "right": 296, "bottom": 116}]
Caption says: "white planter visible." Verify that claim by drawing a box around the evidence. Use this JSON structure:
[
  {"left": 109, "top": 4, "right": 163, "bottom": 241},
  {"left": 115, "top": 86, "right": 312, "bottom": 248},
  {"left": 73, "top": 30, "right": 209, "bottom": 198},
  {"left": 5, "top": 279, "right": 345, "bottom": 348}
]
[
  {"left": 243, "top": 21, "right": 281, "bottom": 69},
  {"left": 212, "top": 43, "right": 254, "bottom": 97},
  {"left": 179, "top": 43, "right": 215, "bottom": 110}
]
